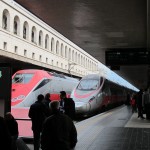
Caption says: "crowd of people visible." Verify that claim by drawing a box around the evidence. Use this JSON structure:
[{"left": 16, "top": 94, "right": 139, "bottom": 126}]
[
  {"left": 0, "top": 91, "right": 77, "bottom": 150},
  {"left": 128, "top": 88, "right": 150, "bottom": 120},
  {"left": 29, "top": 91, "right": 77, "bottom": 150},
  {"left": 2, "top": 88, "right": 149, "bottom": 150}
]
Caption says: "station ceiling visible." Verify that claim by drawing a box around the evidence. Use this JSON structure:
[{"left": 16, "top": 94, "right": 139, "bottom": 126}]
[{"left": 14, "top": 0, "right": 149, "bottom": 89}]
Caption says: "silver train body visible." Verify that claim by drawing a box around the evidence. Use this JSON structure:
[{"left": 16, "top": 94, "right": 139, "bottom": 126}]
[{"left": 71, "top": 74, "right": 129, "bottom": 117}]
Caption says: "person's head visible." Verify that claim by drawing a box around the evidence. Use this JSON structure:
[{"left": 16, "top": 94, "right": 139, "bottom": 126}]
[
  {"left": 49, "top": 101, "right": 60, "bottom": 113},
  {"left": 37, "top": 94, "right": 44, "bottom": 102},
  {"left": 60, "top": 91, "right": 67, "bottom": 99},
  {"left": 5, "top": 112, "right": 14, "bottom": 120},
  {"left": 45, "top": 93, "right": 50, "bottom": 100}
]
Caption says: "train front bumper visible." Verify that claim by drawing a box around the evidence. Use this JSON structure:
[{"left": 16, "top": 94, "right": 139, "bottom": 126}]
[{"left": 75, "top": 102, "right": 90, "bottom": 115}]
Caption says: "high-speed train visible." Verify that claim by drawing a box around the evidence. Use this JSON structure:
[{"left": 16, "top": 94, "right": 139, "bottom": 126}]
[
  {"left": 71, "top": 73, "right": 134, "bottom": 117},
  {"left": 11, "top": 69, "right": 79, "bottom": 107}
]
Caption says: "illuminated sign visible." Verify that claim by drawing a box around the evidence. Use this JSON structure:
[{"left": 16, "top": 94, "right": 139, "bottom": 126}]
[
  {"left": 105, "top": 49, "right": 150, "bottom": 66},
  {"left": 0, "top": 71, "right": 2, "bottom": 78}
]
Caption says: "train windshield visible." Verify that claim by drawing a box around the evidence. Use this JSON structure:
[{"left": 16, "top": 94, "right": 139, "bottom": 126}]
[
  {"left": 77, "top": 79, "right": 99, "bottom": 90},
  {"left": 12, "top": 73, "right": 34, "bottom": 83}
]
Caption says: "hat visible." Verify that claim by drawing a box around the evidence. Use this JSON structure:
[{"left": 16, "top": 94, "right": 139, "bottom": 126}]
[{"left": 60, "top": 91, "right": 66, "bottom": 95}]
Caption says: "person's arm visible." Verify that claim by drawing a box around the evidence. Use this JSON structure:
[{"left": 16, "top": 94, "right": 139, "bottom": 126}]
[{"left": 28, "top": 105, "right": 33, "bottom": 119}]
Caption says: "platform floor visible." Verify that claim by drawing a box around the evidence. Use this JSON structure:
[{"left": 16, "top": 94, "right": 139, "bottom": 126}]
[{"left": 26, "top": 105, "right": 150, "bottom": 150}]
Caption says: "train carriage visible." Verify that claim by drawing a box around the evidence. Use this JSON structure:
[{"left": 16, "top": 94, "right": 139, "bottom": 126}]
[
  {"left": 11, "top": 69, "right": 79, "bottom": 107},
  {"left": 71, "top": 74, "right": 134, "bottom": 117}
]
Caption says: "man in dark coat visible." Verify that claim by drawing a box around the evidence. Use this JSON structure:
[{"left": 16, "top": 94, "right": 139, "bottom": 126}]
[
  {"left": 43, "top": 93, "right": 51, "bottom": 116},
  {"left": 142, "top": 88, "right": 150, "bottom": 119},
  {"left": 60, "top": 91, "right": 76, "bottom": 120},
  {"left": 137, "top": 89, "right": 145, "bottom": 119},
  {"left": 28, "top": 94, "right": 47, "bottom": 150},
  {"left": 5, "top": 112, "right": 19, "bottom": 150},
  {"left": 0, "top": 116, "right": 12, "bottom": 150},
  {"left": 41, "top": 101, "right": 77, "bottom": 150},
  {"left": 43, "top": 93, "right": 51, "bottom": 108}
]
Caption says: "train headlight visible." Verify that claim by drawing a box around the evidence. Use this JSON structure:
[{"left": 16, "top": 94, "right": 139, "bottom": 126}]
[
  {"left": 89, "top": 96, "right": 95, "bottom": 103},
  {"left": 11, "top": 95, "right": 25, "bottom": 102}
]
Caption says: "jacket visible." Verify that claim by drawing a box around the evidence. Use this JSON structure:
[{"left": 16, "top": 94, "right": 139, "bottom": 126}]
[{"left": 41, "top": 111, "right": 77, "bottom": 150}]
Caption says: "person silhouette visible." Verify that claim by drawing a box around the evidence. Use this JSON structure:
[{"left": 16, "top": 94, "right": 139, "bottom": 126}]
[
  {"left": 41, "top": 101, "right": 77, "bottom": 150},
  {"left": 29, "top": 94, "right": 47, "bottom": 150},
  {"left": 60, "top": 91, "right": 75, "bottom": 120},
  {"left": 0, "top": 115, "right": 12, "bottom": 150},
  {"left": 5, "top": 112, "right": 19, "bottom": 150},
  {"left": 137, "top": 89, "right": 145, "bottom": 119}
]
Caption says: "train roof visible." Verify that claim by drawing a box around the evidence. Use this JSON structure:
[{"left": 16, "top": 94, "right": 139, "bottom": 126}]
[
  {"left": 82, "top": 74, "right": 100, "bottom": 80},
  {"left": 49, "top": 71, "right": 79, "bottom": 81},
  {"left": 14, "top": 69, "right": 79, "bottom": 81},
  {"left": 82, "top": 73, "right": 138, "bottom": 92}
]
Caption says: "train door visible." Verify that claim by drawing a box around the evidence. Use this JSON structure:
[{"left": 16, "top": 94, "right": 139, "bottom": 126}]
[
  {"left": 93, "top": 79, "right": 102, "bottom": 109},
  {"left": 100, "top": 80, "right": 111, "bottom": 107}
]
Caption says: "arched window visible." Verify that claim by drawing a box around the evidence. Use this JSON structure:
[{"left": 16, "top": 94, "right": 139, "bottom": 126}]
[
  {"left": 23, "top": 21, "right": 29, "bottom": 40},
  {"left": 83, "top": 57, "right": 85, "bottom": 66},
  {"left": 45, "top": 34, "right": 49, "bottom": 49},
  {"left": 90, "top": 61, "right": 92, "bottom": 70},
  {"left": 81, "top": 55, "right": 83, "bottom": 66},
  {"left": 2, "top": 9, "right": 10, "bottom": 30},
  {"left": 56, "top": 41, "right": 59, "bottom": 54},
  {"left": 13, "top": 16, "right": 20, "bottom": 35},
  {"left": 14, "top": 21, "right": 17, "bottom": 34},
  {"left": 75, "top": 52, "right": 77, "bottom": 62},
  {"left": 65, "top": 46, "right": 67, "bottom": 58},
  {"left": 68, "top": 48, "right": 71, "bottom": 61},
  {"left": 78, "top": 54, "right": 80, "bottom": 64},
  {"left": 92, "top": 62, "right": 94, "bottom": 71},
  {"left": 39, "top": 30, "right": 43, "bottom": 47},
  {"left": 3, "top": 14, "right": 7, "bottom": 29},
  {"left": 86, "top": 58, "right": 87, "bottom": 68},
  {"left": 72, "top": 50, "right": 74, "bottom": 62},
  {"left": 51, "top": 38, "right": 54, "bottom": 52},
  {"left": 60, "top": 43, "right": 64, "bottom": 57},
  {"left": 31, "top": 26, "right": 37, "bottom": 44}
]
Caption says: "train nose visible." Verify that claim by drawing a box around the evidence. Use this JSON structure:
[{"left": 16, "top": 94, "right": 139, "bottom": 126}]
[{"left": 75, "top": 102, "right": 90, "bottom": 115}]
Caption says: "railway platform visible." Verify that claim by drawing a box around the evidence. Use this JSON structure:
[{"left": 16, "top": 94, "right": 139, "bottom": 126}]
[{"left": 22, "top": 105, "right": 150, "bottom": 150}]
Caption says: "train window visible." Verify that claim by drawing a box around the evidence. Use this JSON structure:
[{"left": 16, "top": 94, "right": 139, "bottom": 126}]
[
  {"left": 77, "top": 79, "right": 99, "bottom": 90},
  {"left": 33, "top": 79, "right": 51, "bottom": 91},
  {"left": 12, "top": 73, "right": 34, "bottom": 83}
]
